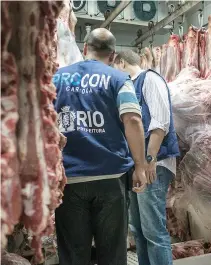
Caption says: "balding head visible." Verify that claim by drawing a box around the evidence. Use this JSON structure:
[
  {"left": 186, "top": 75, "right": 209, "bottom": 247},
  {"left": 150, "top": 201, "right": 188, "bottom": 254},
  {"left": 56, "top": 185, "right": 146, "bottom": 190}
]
[
  {"left": 86, "top": 28, "right": 116, "bottom": 53},
  {"left": 84, "top": 28, "right": 116, "bottom": 64}
]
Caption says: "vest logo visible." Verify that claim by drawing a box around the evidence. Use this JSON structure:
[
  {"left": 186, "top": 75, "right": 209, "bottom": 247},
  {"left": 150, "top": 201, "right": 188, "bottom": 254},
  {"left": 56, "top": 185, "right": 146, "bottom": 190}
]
[
  {"left": 53, "top": 72, "right": 111, "bottom": 94},
  {"left": 58, "top": 106, "right": 76, "bottom": 132},
  {"left": 58, "top": 106, "right": 105, "bottom": 134}
]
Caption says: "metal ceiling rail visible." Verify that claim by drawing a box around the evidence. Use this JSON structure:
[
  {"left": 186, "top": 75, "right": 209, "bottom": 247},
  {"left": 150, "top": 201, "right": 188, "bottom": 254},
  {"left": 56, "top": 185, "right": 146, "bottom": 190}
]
[
  {"left": 132, "top": 0, "right": 201, "bottom": 46},
  {"left": 100, "top": 0, "right": 132, "bottom": 29}
]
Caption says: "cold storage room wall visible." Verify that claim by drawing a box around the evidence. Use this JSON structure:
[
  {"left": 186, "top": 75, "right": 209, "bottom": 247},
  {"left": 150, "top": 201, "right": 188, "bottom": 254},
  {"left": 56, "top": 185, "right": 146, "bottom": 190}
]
[
  {"left": 142, "top": 2, "right": 211, "bottom": 48},
  {"left": 75, "top": 2, "right": 211, "bottom": 53}
]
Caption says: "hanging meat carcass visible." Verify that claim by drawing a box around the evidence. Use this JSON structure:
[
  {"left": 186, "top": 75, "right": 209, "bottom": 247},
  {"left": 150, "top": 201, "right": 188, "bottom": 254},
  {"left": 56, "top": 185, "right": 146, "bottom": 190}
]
[
  {"left": 1, "top": 1, "right": 22, "bottom": 249},
  {"left": 1, "top": 1, "right": 67, "bottom": 263},
  {"left": 181, "top": 26, "right": 199, "bottom": 70},
  {"left": 140, "top": 53, "right": 149, "bottom": 70},
  {"left": 160, "top": 34, "right": 181, "bottom": 82},
  {"left": 56, "top": 0, "right": 83, "bottom": 67},
  {"left": 144, "top": 47, "right": 153, "bottom": 68},
  {"left": 160, "top": 16, "right": 211, "bottom": 245},
  {"left": 160, "top": 44, "right": 168, "bottom": 77},
  {"left": 139, "top": 47, "right": 153, "bottom": 70},
  {"left": 199, "top": 28, "right": 207, "bottom": 78},
  {"left": 199, "top": 15, "right": 211, "bottom": 79},
  {"left": 152, "top": 46, "right": 162, "bottom": 73}
]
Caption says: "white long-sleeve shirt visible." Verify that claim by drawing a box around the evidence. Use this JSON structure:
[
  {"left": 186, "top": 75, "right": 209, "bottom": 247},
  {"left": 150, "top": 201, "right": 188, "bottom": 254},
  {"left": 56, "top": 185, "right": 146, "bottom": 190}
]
[{"left": 131, "top": 70, "right": 176, "bottom": 175}]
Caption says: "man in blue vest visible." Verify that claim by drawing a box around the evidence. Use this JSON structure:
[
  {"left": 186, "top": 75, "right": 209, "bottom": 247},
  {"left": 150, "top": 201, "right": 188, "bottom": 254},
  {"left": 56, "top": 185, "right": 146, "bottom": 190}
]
[
  {"left": 53, "top": 29, "right": 147, "bottom": 265},
  {"left": 114, "top": 50, "right": 180, "bottom": 265}
]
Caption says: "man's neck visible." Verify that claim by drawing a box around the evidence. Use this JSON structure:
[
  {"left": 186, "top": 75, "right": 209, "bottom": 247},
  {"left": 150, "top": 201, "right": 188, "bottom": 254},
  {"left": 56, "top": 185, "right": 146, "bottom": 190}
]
[
  {"left": 86, "top": 54, "right": 109, "bottom": 65},
  {"left": 128, "top": 65, "right": 142, "bottom": 79}
]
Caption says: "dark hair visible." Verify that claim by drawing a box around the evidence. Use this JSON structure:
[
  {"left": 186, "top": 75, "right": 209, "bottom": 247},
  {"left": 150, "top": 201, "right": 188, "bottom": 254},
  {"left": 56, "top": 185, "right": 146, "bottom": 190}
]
[
  {"left": 114, "top": 50, "right": 140, "bottom": 66},
  {"left": 86, "top": 28, "right": 116, "bottom": 55}
]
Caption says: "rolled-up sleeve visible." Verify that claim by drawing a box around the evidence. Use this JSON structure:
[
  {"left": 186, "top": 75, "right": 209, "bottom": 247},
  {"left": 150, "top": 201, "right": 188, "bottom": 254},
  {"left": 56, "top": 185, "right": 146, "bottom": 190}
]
[
  {"left": 117, "top": 80, "right": 142, "bottom": 118},
  {"left": 143, "top": 72, "right": 170, "bottom": 135}
]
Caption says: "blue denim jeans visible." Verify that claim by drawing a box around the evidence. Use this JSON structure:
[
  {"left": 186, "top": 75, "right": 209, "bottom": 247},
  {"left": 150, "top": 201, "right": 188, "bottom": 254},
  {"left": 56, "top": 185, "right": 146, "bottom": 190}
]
[{"left": 129, "top": 166, "right": 174, "bottom": 265}]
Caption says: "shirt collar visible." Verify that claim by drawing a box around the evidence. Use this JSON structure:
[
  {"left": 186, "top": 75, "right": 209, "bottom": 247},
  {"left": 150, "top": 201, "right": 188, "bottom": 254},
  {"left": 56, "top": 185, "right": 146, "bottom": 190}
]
[{"left": 131, "top": 69, "right": 145, "bottom": 81}]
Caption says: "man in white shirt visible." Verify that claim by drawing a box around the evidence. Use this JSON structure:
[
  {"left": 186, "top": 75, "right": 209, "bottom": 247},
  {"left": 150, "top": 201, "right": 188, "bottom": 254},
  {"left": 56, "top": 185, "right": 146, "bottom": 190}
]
[{"left": 114, "top": 50, "right": 180, "bottom": 265}]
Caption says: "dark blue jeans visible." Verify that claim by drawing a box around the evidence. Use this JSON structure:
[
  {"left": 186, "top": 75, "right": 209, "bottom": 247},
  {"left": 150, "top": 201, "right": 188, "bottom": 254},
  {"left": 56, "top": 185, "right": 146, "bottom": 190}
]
[
  {"left": 129, "top": 166, "right": 174, "bottom": 265},
  {"left": 55, "top": 174, "right": 128, "bottom": 265}
]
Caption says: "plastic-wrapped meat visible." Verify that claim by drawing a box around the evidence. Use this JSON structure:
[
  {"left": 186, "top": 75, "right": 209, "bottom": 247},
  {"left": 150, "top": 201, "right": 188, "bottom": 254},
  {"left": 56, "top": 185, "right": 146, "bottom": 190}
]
[
  {"left": 1, "top": 1, "right": 22, "bottom": 249},
  {"left": 178, "top": 131, "right": 211, "bottom": 233},
  {"left": 160, "top": 34, "right": 181, "bottom": 82},
  {"left": 204, "top": 242, "right": 211, "bottom": 254},
  {"left": 166, "top": 178, "right": 190, "bottom": 242},
  {"left": 1, "top": 252, "right": 30, "bottom": 265},
  {"left": 59, "top": 0, "right": 77, "bottom": 35},
  {"left": 169, "top": 67, "right": 211, "bottom": 134},
  {"left": 169, "top": 67, "right": 211, "bottom": 127},
  {"left": 172, "top": 240, "right": 205, "bottom": 260},
  {"left": 169, "top": 65, "right": 211, "bottom": 233},
  {"left": 180, "top": 132, "right": 211, "bottom": 196},
  {"left": 181, "top": 26, "right": 199, "bottom": 70},
  {"left": 56, "top": 0, "right": 83, "bottom": 67}
]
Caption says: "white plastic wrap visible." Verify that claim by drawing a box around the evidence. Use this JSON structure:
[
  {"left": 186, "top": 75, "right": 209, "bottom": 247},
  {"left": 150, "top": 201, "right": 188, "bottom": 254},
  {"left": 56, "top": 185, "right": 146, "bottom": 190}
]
[
  {"left": 179, "top": 131, "right": 211, "bottom": 236},
  {"left": 56, "top": 0, "right": 83, "bottom": 68},
  {"left": 57, "top": 19, "right": 83, "bottom": 67},
  {"left": 168, "top": 67, "right": 211, "bottom": 234},
  {"left": 169, "top": 67, "right": 211, "bottom": 146}
]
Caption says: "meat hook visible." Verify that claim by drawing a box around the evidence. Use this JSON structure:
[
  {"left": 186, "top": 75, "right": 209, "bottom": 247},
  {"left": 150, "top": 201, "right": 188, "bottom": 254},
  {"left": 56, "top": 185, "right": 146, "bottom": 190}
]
[
  {"left": 198, "top": 9, "right": 204, "bottom": 29},
  {"left": 149, "top": 40, "right": 153, "bottom": 52},
  {"left": 137, "top": 46, "right": 142, "bottom": 54},
  {"left": 148, "top": 21, "right": 154, "bottom": 45},
  {"left": 148, "top": 21, "right": 154, "bottom": 31},
  {"left": 137, "top": 29, "right": 143, "bottom": 38},
  {"left": 169, "top": 20, "right": 175, "bottom": 35},
  {"left": 178, "top": 24, "right": 184, "bottom": 42},
  {"left": 178, "top": 0, "right": 185, "bottom": 7},
  {"left": 168, "top": 4, "right": 175, "bottom": 15}
]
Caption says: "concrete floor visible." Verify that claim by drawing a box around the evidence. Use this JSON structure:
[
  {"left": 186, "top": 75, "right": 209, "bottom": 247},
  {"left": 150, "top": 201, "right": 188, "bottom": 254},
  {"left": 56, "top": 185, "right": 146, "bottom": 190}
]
[
  {"left": 127, "top": 251, "right": 211, "bottom": 265},
  {"left": 45, "top": 252, "right": 211, "bottom": 265}
]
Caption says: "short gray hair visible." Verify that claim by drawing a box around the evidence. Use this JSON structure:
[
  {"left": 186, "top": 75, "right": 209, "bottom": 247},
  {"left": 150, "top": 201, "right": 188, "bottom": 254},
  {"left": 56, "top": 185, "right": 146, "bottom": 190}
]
[{"left": 114, "top": 50, "right": 140, "bottom": 66}]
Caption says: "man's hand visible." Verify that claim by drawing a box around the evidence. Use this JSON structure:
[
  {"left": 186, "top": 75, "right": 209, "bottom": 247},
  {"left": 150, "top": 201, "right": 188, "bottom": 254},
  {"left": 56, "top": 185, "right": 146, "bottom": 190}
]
[
  {"left": 145, "top": 161, "right": 157, "bottom": 184},
  {"left": 132, "top": 166, "right": 147, "bottom": 193}
]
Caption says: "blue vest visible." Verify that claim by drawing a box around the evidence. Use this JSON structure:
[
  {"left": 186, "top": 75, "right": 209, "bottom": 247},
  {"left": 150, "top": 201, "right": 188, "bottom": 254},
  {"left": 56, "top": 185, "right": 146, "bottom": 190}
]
[
  {"left": 133, "top": 69, "right": 180, "bottom": 161},
  {"left": 53, "top": 60, "right": 134, "bottom": 178}
]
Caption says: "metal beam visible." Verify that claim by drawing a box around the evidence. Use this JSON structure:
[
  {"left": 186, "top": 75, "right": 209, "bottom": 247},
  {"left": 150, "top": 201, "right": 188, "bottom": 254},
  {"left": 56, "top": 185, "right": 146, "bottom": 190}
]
[
  {"left": 100, "top": 1, "right": 132, "bottom": 28},
  {"left": 133, "top": 1, "right": 201, "bottom": 46}
]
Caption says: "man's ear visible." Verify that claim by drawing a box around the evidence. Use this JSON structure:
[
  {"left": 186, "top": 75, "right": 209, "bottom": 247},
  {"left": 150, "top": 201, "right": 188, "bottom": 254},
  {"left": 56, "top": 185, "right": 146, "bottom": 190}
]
[
  {"left": 108, "top": 51, "right": 115, "bottom": 65},
  {"left": 120, "top": 58, "right": 125, "bottom": 69},
  {"left": 83, "top": 43, "right": 88, "bottom": 56}
]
